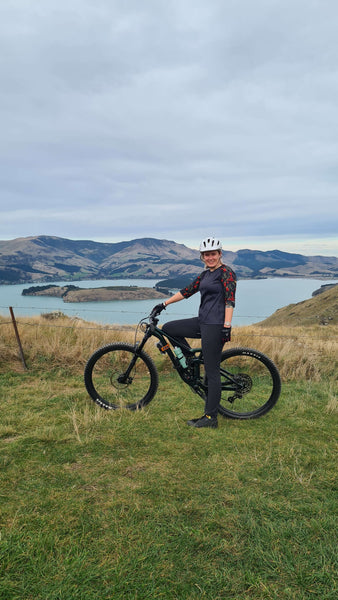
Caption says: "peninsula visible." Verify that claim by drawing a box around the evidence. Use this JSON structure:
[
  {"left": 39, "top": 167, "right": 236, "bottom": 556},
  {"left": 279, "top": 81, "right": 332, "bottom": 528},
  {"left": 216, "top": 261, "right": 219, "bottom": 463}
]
[{"left": 22, "top": 285, "right": 168, "bottom": 303}]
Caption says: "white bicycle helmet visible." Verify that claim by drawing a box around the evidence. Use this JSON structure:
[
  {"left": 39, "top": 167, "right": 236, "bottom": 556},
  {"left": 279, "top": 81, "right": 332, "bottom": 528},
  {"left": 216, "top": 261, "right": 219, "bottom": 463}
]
[{"left": 199, "top": 237, "right": 222, "bottom": 252}]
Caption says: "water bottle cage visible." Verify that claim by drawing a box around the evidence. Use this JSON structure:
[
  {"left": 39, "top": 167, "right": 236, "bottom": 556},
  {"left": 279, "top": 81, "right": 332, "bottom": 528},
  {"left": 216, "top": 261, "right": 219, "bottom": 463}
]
[{"left": 173, "top": 347, "right": 188, "bottom": 369}]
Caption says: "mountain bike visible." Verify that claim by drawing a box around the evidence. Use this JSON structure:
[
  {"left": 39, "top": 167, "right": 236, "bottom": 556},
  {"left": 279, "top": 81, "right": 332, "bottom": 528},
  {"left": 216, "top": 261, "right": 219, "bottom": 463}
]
[{"left": 84, "top": 308, "right": 282, "bottom": 419}]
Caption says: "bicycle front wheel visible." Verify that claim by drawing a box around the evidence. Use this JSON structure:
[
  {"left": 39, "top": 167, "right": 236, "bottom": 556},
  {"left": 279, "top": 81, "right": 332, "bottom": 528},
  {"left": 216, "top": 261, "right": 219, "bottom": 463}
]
[
  {"left": 218, "top": 347, "right": 281, "bottom": 419},
  {"left": 84, "top": 343, "right": 158, "bottom": 410}
]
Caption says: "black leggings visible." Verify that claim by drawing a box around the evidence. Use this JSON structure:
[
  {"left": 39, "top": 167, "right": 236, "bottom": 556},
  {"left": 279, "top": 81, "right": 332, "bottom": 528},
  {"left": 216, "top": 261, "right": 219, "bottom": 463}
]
[{"left": 162, "top": 317, "right": 223, "bottom": 418}]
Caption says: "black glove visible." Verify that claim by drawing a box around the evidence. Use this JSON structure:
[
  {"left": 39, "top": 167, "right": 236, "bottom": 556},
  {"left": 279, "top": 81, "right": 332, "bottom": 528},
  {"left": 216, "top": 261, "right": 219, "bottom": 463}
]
[
  {"left": 221, "top": 327, "right": 231, "bottom": 344},
  {"left": 152, "top": 303, "right": 166, "bottom": 317}
]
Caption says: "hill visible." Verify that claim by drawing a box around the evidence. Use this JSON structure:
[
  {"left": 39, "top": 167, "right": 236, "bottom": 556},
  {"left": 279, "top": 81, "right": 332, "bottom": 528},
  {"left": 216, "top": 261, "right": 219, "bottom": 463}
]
[
  {"left": 257, "top": 284, "right": 338, "bottom": 327},
  {"left": 0, "top": 235, "right": 337, "bottom": 284},
  {"left": 0, "top": 236, "right": 201, "bottom": 284}
]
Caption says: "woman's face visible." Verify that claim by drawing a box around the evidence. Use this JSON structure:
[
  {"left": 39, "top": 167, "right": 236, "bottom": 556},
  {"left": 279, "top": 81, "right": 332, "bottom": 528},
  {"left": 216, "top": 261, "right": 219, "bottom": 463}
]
[{"left": 201, "top": 250, "right": 221, "bottom": 270}]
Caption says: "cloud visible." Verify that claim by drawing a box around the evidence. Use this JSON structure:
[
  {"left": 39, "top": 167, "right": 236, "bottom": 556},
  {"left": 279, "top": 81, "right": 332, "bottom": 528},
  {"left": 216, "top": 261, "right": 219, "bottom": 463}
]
[{"left": 0, "top": 0, "right": 337, "bottom": 255}]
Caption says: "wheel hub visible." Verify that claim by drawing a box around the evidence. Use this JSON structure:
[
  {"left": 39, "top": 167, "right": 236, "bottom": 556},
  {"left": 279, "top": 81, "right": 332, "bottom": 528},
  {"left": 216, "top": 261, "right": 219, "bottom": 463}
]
[
  {"left": 227, "top": 373, "right": 253, "bottom": 401},
  {"left": 234, "top": 373, "right": 252, "bottom": 394}
]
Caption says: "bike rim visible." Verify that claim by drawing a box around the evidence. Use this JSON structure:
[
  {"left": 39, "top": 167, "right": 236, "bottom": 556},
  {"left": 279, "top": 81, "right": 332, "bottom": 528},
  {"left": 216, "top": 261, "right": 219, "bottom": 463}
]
[
  {"left": 219, "top": 352, "right": 279, "bottom": 418},
  {"left": 90, "top": 348, "right": 155, "bottom": 409}
]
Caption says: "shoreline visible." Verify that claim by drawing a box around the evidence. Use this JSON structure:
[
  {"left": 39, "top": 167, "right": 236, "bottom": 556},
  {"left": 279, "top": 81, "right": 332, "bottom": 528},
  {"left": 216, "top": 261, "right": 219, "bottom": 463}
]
[{"left": 21, "top": 284, "right": 168, "bottom": 303}]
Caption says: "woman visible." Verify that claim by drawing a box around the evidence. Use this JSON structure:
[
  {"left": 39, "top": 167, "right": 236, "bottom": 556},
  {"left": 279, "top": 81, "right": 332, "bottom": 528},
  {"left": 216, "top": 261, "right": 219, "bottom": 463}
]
[{"left": 152, "top": 237, "right": 236, "bottom": 429}]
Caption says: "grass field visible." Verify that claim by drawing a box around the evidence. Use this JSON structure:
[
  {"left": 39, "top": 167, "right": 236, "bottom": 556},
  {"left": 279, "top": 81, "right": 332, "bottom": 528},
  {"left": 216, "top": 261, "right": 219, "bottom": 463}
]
[{"left": 0, "top": 314, "right": 337, "bottom": 599}]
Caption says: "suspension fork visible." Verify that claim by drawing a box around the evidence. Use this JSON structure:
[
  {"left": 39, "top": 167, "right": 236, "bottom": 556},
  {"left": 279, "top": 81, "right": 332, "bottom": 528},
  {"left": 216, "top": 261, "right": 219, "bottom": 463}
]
[{"left": 118, "top": 328, "right": 152, "bottom": 382}]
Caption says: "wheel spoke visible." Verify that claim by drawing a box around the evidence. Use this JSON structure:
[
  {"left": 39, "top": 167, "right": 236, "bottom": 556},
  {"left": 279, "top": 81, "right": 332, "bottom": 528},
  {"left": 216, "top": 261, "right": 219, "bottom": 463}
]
[
  {"left": 84, "top": 344, "right": 158, "bottom": 410},
  {"left": 218, "top": 348, "right": 281, "bottom": 419}
]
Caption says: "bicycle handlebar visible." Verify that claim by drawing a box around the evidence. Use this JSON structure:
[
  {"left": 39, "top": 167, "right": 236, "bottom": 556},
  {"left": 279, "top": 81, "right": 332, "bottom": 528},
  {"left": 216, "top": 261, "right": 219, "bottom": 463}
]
[{"left": 148, "top": 308, "right": 160, "bottom": 326}]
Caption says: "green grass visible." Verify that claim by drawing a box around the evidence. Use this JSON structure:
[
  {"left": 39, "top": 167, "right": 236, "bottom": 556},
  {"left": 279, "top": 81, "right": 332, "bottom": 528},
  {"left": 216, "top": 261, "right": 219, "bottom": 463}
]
[{"left": 0, "top": 367, "right": 337, "bottom": 599}]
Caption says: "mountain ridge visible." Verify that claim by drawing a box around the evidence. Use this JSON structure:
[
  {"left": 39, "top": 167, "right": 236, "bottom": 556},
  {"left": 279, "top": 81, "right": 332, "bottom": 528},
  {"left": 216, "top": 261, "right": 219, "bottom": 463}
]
[{"left": 0, "top": 235, "right": 337, "bottom": 284}]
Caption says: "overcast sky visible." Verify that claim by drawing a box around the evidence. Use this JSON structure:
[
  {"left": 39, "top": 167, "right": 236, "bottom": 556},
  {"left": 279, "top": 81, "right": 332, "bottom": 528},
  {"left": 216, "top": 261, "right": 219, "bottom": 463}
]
[{"left": 0, "top": 0, "right": 337, "bottom": 255}]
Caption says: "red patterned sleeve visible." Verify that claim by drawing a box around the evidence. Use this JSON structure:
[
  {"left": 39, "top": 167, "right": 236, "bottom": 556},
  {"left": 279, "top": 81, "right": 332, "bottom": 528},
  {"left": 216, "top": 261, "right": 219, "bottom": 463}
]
[
  {"left": 221, "top": 266, "right": 236, "bottom": 307},
  {"left": 179, "top": 274, "right": 202, "bottom": 298}
]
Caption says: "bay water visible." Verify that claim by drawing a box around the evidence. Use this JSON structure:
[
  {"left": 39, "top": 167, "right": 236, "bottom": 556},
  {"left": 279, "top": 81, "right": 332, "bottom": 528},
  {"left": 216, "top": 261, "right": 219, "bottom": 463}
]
[{"left": 0, "top": 277, "right": 335, "bottom": 327}]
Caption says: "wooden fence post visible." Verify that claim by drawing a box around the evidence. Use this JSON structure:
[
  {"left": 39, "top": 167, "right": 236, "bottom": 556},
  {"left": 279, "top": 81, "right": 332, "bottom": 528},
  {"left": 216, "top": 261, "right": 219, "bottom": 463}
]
[{"left": 9, "top": 307, "right": 28, "bottom": 370}]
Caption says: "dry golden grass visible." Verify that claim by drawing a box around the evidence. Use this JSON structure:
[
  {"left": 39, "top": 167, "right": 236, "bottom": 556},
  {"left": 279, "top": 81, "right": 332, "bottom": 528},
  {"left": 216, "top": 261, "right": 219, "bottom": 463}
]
[
  {"left": 232, "top": 324, "right": 338, "bottom": 382},
  {"left": 1, "top": 312, "right": 337, "bottom": 383},
  {"left": 0, "top": 313, "right": 135, "bottom": 370}
]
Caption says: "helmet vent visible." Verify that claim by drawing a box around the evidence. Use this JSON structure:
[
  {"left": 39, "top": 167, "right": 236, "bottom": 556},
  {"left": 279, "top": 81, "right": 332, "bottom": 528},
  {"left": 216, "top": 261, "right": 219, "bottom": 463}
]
[{"left": 199, "top": 237, "right": 222, "bottom": 252}]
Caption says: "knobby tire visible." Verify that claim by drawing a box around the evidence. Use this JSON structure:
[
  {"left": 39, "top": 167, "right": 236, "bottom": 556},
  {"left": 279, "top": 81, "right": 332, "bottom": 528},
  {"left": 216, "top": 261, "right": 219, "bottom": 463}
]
[
  {"left": 84, "top": 343, "right": 159, "bottom": 410},
  {"left": 217, "top": 347, "right": 281, "bottom": 419}
]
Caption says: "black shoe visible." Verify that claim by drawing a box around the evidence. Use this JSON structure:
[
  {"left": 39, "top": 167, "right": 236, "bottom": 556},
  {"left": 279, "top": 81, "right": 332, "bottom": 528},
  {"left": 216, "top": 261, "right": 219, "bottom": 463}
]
[
  {"left": 187, "top": 414, "right": 218, "bottom": 428},
  {"left": 186, "top": 416, "right": 200, "bottom": 424}
]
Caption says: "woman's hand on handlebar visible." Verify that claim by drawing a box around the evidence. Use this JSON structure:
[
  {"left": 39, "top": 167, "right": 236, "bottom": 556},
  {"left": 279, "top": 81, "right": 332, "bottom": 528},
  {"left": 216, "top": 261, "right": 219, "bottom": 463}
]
[{"left": 151, "top": 303, "right": 166, "bottom": 317}]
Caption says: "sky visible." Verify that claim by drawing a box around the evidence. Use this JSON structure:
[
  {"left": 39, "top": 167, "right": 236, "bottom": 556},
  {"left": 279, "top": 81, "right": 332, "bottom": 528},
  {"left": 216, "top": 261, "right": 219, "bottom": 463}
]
[{"left": 0, "top": 0, "right": 337, "bottom": 256}]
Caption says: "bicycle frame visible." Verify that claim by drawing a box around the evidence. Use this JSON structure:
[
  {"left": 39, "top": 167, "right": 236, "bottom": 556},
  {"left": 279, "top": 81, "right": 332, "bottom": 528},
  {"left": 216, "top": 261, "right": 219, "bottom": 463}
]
[
  {"left": 134, "top": 314, "right": 207, "bottom": 400},
  {"left": 136, "top": 315, "right": 259, "bottom": 402}
]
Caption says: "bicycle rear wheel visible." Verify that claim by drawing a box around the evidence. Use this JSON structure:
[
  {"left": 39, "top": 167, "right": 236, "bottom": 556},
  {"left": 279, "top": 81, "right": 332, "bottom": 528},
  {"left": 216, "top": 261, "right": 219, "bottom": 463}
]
[
  {"left": 218, "top": 347, "right": 281, "bottom": 419},
  {"left": 84, "top": 343, "right": 158, "bottom": 410}
]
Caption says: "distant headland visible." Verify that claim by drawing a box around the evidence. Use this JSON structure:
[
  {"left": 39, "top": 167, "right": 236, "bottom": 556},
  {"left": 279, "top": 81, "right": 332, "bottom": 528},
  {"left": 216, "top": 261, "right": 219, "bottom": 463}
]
[{"left": 22, "top": 284, "right": 168, "bottom": 303}]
